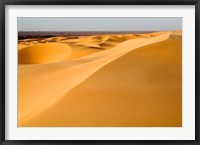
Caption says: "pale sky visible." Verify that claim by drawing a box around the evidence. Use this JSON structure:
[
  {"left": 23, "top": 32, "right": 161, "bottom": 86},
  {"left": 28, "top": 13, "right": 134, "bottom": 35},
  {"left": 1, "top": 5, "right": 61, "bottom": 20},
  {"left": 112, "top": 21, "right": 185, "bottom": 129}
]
[{"left": 18, "top": 17, "right": 182, "bottom": 32}]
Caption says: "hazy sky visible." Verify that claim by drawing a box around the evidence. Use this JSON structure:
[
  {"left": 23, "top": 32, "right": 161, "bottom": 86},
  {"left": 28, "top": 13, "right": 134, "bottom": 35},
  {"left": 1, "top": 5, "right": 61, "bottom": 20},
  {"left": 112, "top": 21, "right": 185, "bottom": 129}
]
[{"left": 18, "top": 17, "right": 182, "bottom": 31}]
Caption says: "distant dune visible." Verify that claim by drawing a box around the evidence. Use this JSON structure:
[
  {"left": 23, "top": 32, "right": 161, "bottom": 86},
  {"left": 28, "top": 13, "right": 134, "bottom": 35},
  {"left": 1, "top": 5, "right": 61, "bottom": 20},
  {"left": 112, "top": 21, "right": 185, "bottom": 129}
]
[
  {"left": 18, "top": 30, "right": 182, "bottom": 127},
  {"left": 18, "top": 43, "right": 71, "bottom": 64}
]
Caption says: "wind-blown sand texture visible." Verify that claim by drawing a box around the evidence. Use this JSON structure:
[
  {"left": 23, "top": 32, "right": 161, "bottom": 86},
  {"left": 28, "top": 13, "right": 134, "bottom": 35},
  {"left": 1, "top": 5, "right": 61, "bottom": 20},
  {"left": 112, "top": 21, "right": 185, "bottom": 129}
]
[{"left": 18, "top": 30, "right": 182, "bottom": 127}]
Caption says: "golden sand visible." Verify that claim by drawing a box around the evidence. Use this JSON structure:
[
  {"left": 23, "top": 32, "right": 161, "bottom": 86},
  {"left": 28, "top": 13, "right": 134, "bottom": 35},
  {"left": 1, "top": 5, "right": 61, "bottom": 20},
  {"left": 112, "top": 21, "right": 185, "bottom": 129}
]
[{"left": 18, "top": 31, "right": 182, "bottom": 127}]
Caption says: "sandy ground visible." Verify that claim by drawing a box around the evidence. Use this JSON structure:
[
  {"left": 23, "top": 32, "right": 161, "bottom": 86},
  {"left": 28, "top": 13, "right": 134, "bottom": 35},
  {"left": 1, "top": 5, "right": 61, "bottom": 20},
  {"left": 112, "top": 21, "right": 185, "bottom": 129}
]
[{"left": 18, "top": 30, "right": 182, "bottom": 127}]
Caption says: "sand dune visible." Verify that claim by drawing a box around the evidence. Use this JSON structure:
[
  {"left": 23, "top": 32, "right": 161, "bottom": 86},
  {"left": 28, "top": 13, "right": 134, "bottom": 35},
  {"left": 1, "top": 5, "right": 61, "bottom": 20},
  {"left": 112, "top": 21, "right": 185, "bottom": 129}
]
[
  {"left": 61, "top": 34, "right": 138, "bottom": 49},
  {"left": 18, "top": 31, "right": 182, "bottom": 127},
  {"left": 18, "top": 43, "right": 71, "bottom": 64}
]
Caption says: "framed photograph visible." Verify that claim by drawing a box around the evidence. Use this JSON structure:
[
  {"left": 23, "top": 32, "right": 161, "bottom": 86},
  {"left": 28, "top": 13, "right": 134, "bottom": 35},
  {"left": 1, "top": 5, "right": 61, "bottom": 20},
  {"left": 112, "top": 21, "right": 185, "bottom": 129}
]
[{"left": 1, "top": 0, "right": 200, "bottom": 144}]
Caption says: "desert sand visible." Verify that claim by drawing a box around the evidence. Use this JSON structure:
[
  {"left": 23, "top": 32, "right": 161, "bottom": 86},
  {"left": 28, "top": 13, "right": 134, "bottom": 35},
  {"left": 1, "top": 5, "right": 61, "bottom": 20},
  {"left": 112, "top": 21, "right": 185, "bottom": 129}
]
[{"left": 18, "top": 30, "right": 182, "bottom": 127}]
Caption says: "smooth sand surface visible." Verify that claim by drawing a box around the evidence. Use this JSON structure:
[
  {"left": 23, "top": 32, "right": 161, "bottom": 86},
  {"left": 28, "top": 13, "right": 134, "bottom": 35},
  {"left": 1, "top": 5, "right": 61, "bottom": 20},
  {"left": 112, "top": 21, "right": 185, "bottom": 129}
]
[{"left": 18, "top": 31, "right": 182, "bottom": 127}]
